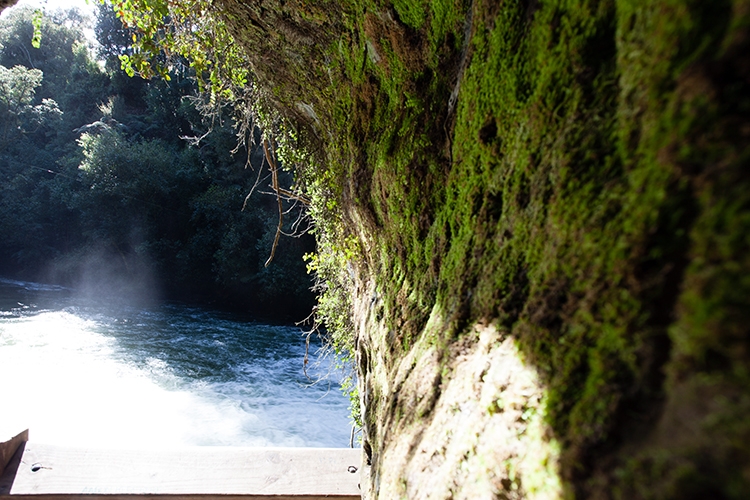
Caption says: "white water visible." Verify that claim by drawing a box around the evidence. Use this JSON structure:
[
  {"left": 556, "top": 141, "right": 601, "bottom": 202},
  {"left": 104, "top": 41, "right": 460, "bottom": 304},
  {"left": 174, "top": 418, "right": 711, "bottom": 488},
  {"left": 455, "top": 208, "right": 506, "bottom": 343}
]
[{"left": 0, "top": 279, "right": 352, "bottom": 448}]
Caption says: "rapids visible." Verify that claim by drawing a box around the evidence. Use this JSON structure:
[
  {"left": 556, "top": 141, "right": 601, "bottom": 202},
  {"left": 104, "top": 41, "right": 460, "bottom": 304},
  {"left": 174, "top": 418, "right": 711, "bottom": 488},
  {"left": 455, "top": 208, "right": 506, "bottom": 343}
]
[{"left": 0, "top": 278, "right": 351, "bottom": 448}]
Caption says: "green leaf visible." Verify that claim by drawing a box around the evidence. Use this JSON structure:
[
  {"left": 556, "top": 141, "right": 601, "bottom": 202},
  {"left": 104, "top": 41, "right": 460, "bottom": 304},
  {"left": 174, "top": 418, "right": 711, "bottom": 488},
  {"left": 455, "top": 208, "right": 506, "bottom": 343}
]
[{"left": 31, "top": 9, "right": 43, "bottom": 48}]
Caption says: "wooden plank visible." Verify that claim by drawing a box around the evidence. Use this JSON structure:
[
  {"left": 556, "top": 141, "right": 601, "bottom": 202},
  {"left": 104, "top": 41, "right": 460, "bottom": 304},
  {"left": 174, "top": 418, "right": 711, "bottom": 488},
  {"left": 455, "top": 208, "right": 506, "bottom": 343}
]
[
  {"left": 1, "top": 495, "right": 354, "bottom": 500},
  {"left": 1, "top": 495, "right": 353, "bottom": 500},
  {"left": 0, "top": 431, "right": 27, "bottom": 476},
  {"left": 0, "top": 444, "right": 361, "bottom": 499}
]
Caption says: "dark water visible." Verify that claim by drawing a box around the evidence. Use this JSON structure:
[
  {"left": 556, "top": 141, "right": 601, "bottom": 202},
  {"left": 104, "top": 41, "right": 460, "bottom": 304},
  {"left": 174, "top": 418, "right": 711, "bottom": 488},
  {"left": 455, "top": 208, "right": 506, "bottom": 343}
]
[{"left": 0, "top": 278, "right": 351, "bottom": 448}]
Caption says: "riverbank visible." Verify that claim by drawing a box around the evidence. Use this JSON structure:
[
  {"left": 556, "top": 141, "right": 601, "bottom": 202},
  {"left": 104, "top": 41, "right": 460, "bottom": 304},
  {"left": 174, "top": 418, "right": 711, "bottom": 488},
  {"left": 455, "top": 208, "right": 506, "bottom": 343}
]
[{"left": 0, "top": 264, "right": 313, "bottom": 325}]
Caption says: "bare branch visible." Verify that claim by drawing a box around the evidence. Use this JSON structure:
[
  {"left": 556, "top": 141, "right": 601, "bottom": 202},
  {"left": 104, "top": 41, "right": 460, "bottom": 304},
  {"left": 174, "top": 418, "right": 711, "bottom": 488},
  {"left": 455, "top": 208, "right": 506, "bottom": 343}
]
[{"left": 264, "top": 138, "right": 283, "bottom": 267}]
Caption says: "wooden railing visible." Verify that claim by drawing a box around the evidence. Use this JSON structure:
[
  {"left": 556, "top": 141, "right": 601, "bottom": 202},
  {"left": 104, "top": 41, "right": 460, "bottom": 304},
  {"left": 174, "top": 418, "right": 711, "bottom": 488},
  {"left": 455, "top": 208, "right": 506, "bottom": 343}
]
[{"left": 1, "top": 430, "right": 363, "bottom": 499}]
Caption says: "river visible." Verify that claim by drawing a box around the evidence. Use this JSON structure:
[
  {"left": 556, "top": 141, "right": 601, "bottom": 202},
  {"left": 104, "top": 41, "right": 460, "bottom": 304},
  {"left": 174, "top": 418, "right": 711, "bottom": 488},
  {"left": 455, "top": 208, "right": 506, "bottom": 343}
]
[{"left": 0, "top": 278, "right": 351, "bottom": 449}]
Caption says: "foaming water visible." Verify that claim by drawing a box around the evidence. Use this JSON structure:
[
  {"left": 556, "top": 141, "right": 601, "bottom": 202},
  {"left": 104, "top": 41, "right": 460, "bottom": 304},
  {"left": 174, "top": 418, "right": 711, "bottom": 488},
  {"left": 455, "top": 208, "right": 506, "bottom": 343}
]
[{"left": 0, "top": 278, "right": 350, "bottom": 448}]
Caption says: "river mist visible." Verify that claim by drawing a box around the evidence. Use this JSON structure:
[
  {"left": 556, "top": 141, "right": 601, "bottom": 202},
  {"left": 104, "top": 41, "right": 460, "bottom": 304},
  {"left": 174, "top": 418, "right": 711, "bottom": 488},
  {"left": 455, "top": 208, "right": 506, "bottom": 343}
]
[{"left": 0, "top": 278, "right": 350, "bottom": 448}]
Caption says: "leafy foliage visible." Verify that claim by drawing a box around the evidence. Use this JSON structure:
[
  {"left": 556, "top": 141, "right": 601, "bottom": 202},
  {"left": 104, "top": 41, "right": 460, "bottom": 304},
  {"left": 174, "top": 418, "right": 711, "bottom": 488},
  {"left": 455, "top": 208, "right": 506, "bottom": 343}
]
[
  {"left": 109, "top": 0, "right": 247, "bottom": 96},
  {"left": 0, "top": 64, "right": 61, "bottom": 146}
]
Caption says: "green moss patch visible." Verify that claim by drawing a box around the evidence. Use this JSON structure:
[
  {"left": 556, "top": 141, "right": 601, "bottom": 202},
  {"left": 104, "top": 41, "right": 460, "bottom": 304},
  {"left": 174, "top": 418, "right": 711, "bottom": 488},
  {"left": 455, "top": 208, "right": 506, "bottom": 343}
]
[{"left": 215, "top": 0, "right": 750, "bottom": 495}]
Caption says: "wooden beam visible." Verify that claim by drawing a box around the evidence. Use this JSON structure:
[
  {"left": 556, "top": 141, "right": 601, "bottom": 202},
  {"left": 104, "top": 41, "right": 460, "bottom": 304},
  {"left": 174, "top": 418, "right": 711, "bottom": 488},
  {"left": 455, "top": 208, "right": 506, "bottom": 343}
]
[
  {"left": 0, "top": 443, "right": 362, "bottom": 499},
  {"left": 0, "top": 431, "right": 27, "bottom": 477},
  {"left": 1, "top": 496, "right": 353, "bottom": 500}
]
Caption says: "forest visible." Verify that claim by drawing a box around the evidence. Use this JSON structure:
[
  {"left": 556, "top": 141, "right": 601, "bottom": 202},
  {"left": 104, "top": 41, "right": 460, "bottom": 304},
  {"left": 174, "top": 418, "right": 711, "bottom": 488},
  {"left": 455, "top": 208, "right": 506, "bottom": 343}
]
[{"left": 0, "top": 4, "right": 314, "bottom": 319}]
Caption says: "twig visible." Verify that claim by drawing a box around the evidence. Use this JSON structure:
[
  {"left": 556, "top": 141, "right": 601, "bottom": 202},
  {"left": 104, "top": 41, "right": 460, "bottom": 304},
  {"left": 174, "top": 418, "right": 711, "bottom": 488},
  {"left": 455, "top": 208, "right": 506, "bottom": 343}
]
[
  {"left": 277, "top": 187, "right": 311, "bottom": 205},
  {"left": 264, "top": 138, "right": 283, "bottom": 267}
]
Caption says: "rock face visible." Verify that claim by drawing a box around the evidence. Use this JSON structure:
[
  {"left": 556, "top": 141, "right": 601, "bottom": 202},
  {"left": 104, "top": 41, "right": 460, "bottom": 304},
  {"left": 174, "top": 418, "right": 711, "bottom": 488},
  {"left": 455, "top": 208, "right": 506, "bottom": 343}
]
[
  {"left": 215, "top": 0, "right": 750, "bottom": 498},
  {"left": 353, "top": 280, "right": 561, "bottom": 498}
]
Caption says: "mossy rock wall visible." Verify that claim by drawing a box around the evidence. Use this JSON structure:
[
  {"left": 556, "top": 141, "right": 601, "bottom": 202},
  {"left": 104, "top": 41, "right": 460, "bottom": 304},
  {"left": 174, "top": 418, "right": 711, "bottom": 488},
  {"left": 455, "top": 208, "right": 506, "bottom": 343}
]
[{"left": 216, "top": 0, "right": 750, "bottom": 497}]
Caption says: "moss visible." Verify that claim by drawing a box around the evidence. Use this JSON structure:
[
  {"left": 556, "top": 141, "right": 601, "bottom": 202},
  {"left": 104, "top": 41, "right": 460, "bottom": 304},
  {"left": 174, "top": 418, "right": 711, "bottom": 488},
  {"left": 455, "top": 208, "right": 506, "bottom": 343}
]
[
  {"left": 211, "top": 0, "right": 750, "bottom": 495},
  {"left": 392, "top": 0, "right": 428, "bottom": 29}
]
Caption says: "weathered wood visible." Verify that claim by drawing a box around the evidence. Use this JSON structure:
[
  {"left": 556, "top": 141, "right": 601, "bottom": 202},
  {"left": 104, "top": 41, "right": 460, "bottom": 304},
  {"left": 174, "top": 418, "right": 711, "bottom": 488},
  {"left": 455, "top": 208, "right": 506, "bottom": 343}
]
[
  {"left": 0, "top": 431, "right": 27, "bottom": 477},
  {"left": 0, "top": 443, "right": 361, "bottom": 499},
  {"left": 0, "top": 495, "right": 354, "bottom": 500}
]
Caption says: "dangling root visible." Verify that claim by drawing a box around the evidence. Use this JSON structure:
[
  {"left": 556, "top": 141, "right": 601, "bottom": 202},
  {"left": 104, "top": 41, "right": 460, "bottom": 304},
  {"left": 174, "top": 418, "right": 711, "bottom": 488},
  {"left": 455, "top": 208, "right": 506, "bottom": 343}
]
[{"left": 264, "top": 138, "right": 284, "bottom": 267}]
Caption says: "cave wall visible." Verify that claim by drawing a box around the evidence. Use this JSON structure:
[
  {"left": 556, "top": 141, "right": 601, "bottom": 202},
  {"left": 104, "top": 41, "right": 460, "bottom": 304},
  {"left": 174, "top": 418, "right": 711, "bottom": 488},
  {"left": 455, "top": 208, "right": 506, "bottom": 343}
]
[{"left": 215, "top": 0, "right": 750, "bottom": 498}]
